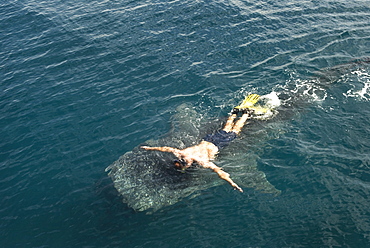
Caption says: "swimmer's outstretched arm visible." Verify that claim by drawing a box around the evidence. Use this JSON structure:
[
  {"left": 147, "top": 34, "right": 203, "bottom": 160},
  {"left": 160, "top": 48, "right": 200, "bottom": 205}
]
[
  {"left": 141, "top": 146, "right": 181, "bottom": 155},
  {"left": 201, "top": 161, "right": 243, "bottom": 193}
]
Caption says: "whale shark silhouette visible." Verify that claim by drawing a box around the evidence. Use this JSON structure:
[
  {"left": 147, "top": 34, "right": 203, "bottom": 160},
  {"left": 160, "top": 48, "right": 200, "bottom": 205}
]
[{"left": 106, "top": 58, "right": 370, "bottom": 212}]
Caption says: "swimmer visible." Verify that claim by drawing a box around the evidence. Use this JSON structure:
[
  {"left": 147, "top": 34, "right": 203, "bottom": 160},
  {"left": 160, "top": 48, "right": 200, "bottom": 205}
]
[{"left": 142, "top": 94, "right": 262, "bottom": 193}]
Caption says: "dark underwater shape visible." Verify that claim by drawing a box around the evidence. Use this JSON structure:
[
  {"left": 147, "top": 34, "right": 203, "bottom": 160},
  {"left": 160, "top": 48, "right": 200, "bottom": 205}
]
[
  {"left": 106, "top": 58, "right": 370, "bottom": 212},
  {"left": 106, "top": 103, "right": 281, "bottom": 212}
]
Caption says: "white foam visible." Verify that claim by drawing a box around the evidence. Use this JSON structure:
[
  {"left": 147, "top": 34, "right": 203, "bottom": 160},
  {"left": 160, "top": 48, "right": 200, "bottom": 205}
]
[
  {"left": 295, "top": 78, "right": 328, "bottom": 102},
  {"left": 343, "top": 69, "right": 370, "bottom": 101},
  {"left": 249, "top": 92, "right": 281, "bottom": 120},
  {"left": 260, "top": 92, "right": 281, "bottom": 108}
]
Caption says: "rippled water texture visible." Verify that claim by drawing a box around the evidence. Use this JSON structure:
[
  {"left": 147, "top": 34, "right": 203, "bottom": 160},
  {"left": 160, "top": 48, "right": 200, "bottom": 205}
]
[{"left": 1, "top": 0, "right": 370, "bottom": 247}]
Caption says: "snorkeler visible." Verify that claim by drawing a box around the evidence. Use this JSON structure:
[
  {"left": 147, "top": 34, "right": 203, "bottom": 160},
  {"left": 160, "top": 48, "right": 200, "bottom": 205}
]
[{"left": 141, "top": 94, "right": 263, "bottom": 193}]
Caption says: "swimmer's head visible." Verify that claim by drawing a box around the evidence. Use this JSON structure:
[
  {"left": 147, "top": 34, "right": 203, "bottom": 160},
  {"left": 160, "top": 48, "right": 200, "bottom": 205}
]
[{"left": 173, "top": 159, "right": 187, "bottom": 170}]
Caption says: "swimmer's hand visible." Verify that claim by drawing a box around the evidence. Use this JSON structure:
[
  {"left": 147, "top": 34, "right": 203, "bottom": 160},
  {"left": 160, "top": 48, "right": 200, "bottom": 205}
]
[
  {"left": 212, "top": 166, "right": 243, "bottom": 193},
  {"left": 233, "top": 184, "right": 243, "bottom": 193},
  {"left": 141, "top": 146, "right": 151, "bottom": 150}
]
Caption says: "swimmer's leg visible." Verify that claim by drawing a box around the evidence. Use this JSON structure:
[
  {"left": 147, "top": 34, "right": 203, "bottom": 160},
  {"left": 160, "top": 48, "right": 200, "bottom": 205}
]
[
  {"left": 231, "top": 112, "right": 251, "bottom": 134},
  {"left": 222, "top": 114, "right": 237, "bottom": 132}
]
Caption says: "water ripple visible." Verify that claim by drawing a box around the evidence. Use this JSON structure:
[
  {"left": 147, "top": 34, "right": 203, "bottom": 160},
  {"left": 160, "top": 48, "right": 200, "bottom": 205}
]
[{"left": 2, "top": 0, "right": 370, "bottom": 246}]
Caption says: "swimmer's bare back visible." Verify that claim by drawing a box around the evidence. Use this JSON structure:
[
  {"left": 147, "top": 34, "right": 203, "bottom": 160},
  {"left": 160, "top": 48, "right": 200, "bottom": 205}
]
[{"left": 141, "top": 142, "right": 243, "bottom": 192}]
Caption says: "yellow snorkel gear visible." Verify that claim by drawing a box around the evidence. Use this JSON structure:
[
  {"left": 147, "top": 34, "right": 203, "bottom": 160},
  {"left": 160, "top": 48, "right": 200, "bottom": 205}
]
[
  {"left": 234, "top": 94, "right": 260, "bottom": 109},
  {"left": 233, "top": 94, "right": 275, "bottom": 119}
]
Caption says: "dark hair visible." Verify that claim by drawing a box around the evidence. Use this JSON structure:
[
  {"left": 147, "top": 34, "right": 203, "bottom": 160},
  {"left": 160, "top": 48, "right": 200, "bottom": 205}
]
[{"left": 173, "top": 159, "right": 186, "bottom": 169}]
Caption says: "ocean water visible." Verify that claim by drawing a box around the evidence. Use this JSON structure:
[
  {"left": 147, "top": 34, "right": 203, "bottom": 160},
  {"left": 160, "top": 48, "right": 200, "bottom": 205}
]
[{"left": 1, "top": 0, "right": 370, "bottom": 247}]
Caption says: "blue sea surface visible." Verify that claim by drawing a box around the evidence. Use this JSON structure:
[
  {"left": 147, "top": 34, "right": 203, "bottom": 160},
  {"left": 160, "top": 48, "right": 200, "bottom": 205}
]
[{"left": 1, "top": 0, "right": 370, "bottom": 247}]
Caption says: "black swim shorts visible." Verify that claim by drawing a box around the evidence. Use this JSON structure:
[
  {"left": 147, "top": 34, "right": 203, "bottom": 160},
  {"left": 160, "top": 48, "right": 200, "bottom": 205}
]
[{"left": 203, "top": 130, "right": 237, "bottom": 150}]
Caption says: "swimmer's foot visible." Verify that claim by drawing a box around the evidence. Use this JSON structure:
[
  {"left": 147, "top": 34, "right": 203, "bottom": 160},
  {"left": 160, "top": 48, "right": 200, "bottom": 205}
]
[
  {"left": 231, "top": 108, "right": 240, "bottom": 115},
  {"left": 241, "top": 108, "right": 254, "bottom": 115}
]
